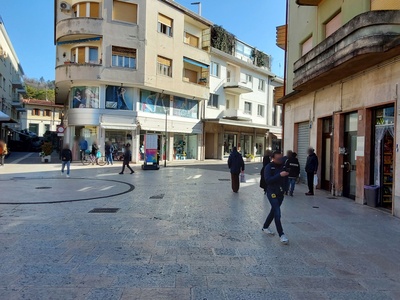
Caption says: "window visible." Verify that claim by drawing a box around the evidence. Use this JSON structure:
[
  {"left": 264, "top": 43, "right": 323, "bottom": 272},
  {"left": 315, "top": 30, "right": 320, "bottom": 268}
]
[
  {"left": 244, "top": 102, "right": 252, "bottom": 115},
  {"left": 325, "top": 11, "right": 342, "bottom": 38},
  {"left": 32, "top": 109, "right": 41, "bottom": 116},
  {"left": 258, "top": 79, "right": 265, "bottom": 91},
  {"left": 73, "top": 2, "right": 100, "bottom": 18},
  {"left": 184, "top": 32, "right": 199, "bottom": 47},
  {"left": 112, "top": 46, "right": 136, "bottom": 69},
  {"left": 183, "top": 68, "right": 198, "bottom": 83},
  {"left": 210, "top": 62, "right": 219, "bottom": 77},
  {"left": 0, "top": 74, "right": 2, "bottom": 89},
  {"left": 158, "top": 14, "right": 173, "bottom": 37},
  {"left": 112, "top": 0, "right": 137, "bottom": 24},
  {"left": 157, "top": 56, "right": 172, "bottom": 77},
  {"left": 44, "top": 124, "right": 50, "bottom": 132},
  {"left": 257, "top": 105, "right": 264, "bottom": 117},
  {"left": 301, "top": 36, "right": 313, "bottom": 56},
  {"left": 208, "top": 94, "right": 219, "bottom": 108},
  {"left": 71, "top": 46, "right": 99, "bottom": 64},
  {"left": 235, "top": 41, "right": 253, "bottom": 59},
  {"left": 44, "top": 110, "right": 52, "bottom": 117},
  {"left": 2, "top": 77, "right": 5, "bottom": 90},
  {"left": 242, "top": 74, "right": 252, "bottom": 83}
]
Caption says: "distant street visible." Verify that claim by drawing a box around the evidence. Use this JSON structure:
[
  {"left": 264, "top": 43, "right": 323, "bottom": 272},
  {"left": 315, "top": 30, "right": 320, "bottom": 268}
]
[{"left": 0, "top": 153, "right": 399, "bottom": 300}]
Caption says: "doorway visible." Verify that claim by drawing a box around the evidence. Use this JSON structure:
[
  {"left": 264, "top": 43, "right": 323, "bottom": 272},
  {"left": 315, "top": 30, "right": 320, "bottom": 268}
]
[
  {"left": 321, "top": 118, "right": 332, "bottom": 191},
  {"left": 205, "top": 133, "right": 215, "bottom": 159},
  {"left": 343, "top": 113, "right": 358, "bottom": 199}
]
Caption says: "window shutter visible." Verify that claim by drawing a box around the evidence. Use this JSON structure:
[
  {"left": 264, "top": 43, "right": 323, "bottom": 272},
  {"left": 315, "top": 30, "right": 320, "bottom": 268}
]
[{"left": 158, "top": 14, "right": 172, "bottom": 27}]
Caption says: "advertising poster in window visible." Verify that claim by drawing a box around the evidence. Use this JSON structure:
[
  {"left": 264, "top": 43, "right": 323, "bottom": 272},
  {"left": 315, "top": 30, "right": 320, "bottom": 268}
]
[
  {"left": 71, "top": 87, "right": 99, "bottom": 108},
  {"left": 140, "top": 90, "right": 170, "bottom": 114},
  {"left": 173, "top": 97, "right": 198, "bottom": 119},
  {"left": 105, "top": 86, "right": 133, "bottom": 110}
]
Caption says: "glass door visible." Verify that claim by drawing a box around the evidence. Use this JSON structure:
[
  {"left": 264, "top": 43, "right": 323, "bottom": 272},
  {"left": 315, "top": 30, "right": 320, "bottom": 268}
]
[{"left": 343, "top": 113, "right": 358, "bottom": 199}]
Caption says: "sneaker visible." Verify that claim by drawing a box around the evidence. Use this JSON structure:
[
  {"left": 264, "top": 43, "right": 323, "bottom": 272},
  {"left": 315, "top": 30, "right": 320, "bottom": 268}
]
[
  {"left": 66, "top": 175, "right": 70, "bottom": 178},
  {"left": 130, "top": 171, "right": 135, "bottom": 174},
  {"left": 280, "top": 235, "right": 289, "bottom": 244},
  {"left": 289, "top": 192, "right": 293, "bottom": 197},
  {"left": 119, "top": 172, "right": 123, "bottom": 175},
  {"left": 262, "top": 227, "right": 275, "bottom": 236}
]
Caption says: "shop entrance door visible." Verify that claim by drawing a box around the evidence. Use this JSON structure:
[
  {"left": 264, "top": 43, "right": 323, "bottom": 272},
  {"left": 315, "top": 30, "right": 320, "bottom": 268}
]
[
  {"left": 343, "top": 113, "right": 358, "bottom": 199},
  {"left": 321, "top": 118, "right": 332, "bottom": 191}
]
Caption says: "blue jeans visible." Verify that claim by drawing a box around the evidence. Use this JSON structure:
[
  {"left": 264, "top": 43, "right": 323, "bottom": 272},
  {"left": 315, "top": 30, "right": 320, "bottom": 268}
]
[
  {"left": 106, "top": 153, "right": 113, "bottom": 164},
  {"left": 289, "top": 177, "right": 297, "bottom": 193},
  {"left": 61, "top": 161, "right": 70, "bottom": 175},
  {"left": 263, "top": 193, "right": 284, "bottom": 236}
]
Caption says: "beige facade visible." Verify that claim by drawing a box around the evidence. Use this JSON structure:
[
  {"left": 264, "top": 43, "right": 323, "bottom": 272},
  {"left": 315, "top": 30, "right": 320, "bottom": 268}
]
[
  {"left": 280, "top": 0, "right": 400, "bottom": 216},
  {"left": 0, "top": 16, "right": 26, "bottom": 140}
]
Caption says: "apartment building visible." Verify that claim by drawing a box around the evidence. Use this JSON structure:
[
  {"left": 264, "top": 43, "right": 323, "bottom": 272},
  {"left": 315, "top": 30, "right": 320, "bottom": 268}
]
[
  {"left": 54, "top": 0, "right": 212, "bottom": 161},
  {"left": 20, "top": 99, "right": 63, "bottom": 136},
  {"left": 0, "top": 16, "right": 26, "bottom": 140},
  {"left": 205, "top": 36, "right": 283, "bottom": 160},
  {"left": 278, "top": 0, "right": 400, "bottom": 216}
]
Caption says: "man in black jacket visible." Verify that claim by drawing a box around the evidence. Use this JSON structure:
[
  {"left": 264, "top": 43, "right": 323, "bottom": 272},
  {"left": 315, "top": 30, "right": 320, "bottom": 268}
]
[
  {"left": 61, "top": 144, "right": 73, "bottom": 178},
  {"left": 228, "top": 147, "right": 245, "bottom": 193},
  {"left": 305, "top": 147, "right": 318, "bottom": 196},
  {"left": 262, "top": 151, "right": 290, "bottom": 244},
  {"left": 285, "top": 152, "right": 300, "bottom": 196}
]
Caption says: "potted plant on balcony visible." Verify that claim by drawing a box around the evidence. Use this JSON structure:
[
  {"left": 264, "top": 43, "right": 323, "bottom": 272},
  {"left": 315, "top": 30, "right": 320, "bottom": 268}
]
[
  {"left": 245, "top": 153, "right": 254, "bottom": 162},
  {"left": 198, "top": 78, "right": 207, "bottom": 86},
  {"left": 40, "top": 142, "right": 53, "bottom": 163}
]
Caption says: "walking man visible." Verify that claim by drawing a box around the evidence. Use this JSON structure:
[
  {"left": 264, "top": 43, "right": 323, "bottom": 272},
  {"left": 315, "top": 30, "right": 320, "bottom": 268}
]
[
  {"left": 105, "top": 141, "right": 114, "bottom": 165},
  {"left": 61, "top": 144, "right": 73, "bottom": 178},
  {"left": 262, "top": 151, "right": 290, "bottom": 244},
  {"left": 79, "top": 137, "right": 88, "bottom": 160},
  {"left": 285, "top": 152, "right": 300, "bottom": 196},
  {"left": 228, "top": 147, "right": 245, "bottom": 193},
  {"left": 305, "top": 147, "right": 318, "bottom": 196},
  {"left": 119, "top": 144, "right": 134, "bottom": 174}
]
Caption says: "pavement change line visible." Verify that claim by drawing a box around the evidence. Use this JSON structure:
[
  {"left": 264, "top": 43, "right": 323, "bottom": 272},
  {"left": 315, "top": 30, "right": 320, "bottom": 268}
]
[
  {"left": 9, "top": 153, "right": 34, "bottom": 164},
  {"left": 100, "top": 186, "right": 115, "bottom": 191}
]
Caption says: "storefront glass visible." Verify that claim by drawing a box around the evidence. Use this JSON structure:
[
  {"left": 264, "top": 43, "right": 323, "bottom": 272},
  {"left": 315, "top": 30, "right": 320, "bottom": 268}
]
[
  {"left": 71, "top": 125, "right": 98, "bottom": 160},
  {"left": 139, "top": 90, "right": 170, "bottom": 114},
  {"left": 255, "top": 136, "right": 264, "bottom": 157},
  {"left": 105, "top": 130, "right": 133, "bottom": 160},
  {"left": 70, "top": 86, "right": 99, "bottom": 108},
  {"left": 173, "top": 97, "right": 199, "bottom": 119},
  {"left": 105, "top": 86, "right": 134, "bottom": 110},
  {"left": 173, "top": 134, "right": 198, "bottom": 160},
  {"left": 224, "top": 134, "right": 237, "bottom": 156},
  {"left": 240, "top": 135, "right": 253, "bottom": 157}
]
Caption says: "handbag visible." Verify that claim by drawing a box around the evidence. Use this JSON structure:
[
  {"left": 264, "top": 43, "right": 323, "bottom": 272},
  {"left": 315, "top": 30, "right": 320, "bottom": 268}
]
[
  {"left": 313, "top": 174, "right": 318, "bottom": 186},
  {"left": 240, "top": 171, "right": 246, "bottom": 183}
]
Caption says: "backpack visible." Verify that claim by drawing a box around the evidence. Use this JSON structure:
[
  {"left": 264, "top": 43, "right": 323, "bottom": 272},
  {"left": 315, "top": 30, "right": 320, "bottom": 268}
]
[{"left": 259, "top": 166, "right": 266, "bottom": 189}]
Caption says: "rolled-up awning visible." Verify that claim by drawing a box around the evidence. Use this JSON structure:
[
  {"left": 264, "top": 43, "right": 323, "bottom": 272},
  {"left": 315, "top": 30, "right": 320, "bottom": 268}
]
[
  {"left": 100, "top": 123, "right": 137, "bottom": 130},
  {"left": 183, "top": 57, "right": 209, "bottom": 69},
  {"left": 57, "top": 37, "right": 102, "bottom": 45},
  {"left": 0, "top": 111, "right": 10, "bottom": 122}
]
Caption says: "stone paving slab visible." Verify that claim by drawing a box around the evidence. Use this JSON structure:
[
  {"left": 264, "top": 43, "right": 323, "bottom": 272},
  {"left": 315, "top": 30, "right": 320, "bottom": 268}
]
[{"left": 0, "top": 156, "right": 400, "bottom": 299}]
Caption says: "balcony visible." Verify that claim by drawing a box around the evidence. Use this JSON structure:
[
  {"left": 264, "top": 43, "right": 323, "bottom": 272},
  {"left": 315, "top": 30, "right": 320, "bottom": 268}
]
[
  {"left": 296, "top": 0, "right": 322, "bottom": 5},
  {"left": 56, "top": 18, "right": 104, "bottom": 40},
  {"left": 223, "top": 81, "right": 253, "bottom": 94},
  {"left": 56, "top": 63, "right": 102, "bottom": 83},
  {"left": 11, "top": 100, "right": 23, "bottom": 109},
  {"left": 12, "top": 75, "right": 24, "bottom": 89},
  {"left": 276, "top": 25, "right": 286, "bottom": 50},
  {"left": 293, "top": 10, "right": 400, "bottom": 92},
  {"left": 222, "top": 109, "right": 252, "bottom": 121}
]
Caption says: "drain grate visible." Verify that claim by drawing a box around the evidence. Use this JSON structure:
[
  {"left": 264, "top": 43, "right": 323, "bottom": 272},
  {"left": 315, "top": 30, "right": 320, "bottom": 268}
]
[
  {"left": 327, "top": 197, "right": 337, "bottom": 199},
  {"left": 89, "top": 208, "right": 120, "bottom": 213},
  {"left": 218, "top": 179, "right": 230, "bottom": 181},
  {"left": 35, "top": 187, "right": 52, "bottom": 190},
  {"left": 150, "top": 194, "right": 165, "bottom": 199}
]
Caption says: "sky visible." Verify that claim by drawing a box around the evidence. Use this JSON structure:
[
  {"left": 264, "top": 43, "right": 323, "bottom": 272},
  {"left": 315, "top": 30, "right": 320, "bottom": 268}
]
[{"left": 0, "top": 0, "right": 286, "bottom": 81}]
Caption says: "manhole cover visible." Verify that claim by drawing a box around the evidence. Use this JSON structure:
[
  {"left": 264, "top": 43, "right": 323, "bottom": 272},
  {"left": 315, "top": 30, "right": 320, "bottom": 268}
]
[
  {"left": 89, "top": 208, "right": 120, "bottom": 213},
  {"left": 218, "top": 179, "right": 230, "bottom": 181},
  {"left": 150, "top": 194, "right": 165, "bottom": 199},
  {"left": 35, "top": 187, "right": 52, "bottom": 190},
  {"left": 327, "top": 197, "right": 337, "bottom": 199}
]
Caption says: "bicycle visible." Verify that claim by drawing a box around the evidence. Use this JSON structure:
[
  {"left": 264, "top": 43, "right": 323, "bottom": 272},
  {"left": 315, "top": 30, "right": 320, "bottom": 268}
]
[{"left": 81, "top": 150, "right": 106, "bottom": 166}]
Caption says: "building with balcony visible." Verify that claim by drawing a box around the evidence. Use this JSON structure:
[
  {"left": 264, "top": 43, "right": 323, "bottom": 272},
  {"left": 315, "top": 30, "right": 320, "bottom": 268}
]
[
  {"left": 20, "top": 99, "right": 63, "bottom": 136},
  {"left": 0, "top": 15, "right": 26, "bottom": 141},
  {"left": 278, "top": 0, "right": 400, "bottom": 216},
  {"left": 54, "top": 0, "right": 212, "bottom": 162},
  {"left": 204, "top": 39, "right": 283, "bottom": 160}
]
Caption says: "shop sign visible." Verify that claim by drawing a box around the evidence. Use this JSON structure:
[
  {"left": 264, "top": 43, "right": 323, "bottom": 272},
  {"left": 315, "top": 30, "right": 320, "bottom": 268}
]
[{"left": 145, "top": 134, "right": 158, "bottom": 164}]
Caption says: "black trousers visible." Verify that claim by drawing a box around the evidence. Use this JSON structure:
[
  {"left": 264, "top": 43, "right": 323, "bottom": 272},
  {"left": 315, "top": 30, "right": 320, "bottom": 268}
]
[
  {"left": 307, "top": 172, "right": 314, "bottom": 194},
  {"left": 121, "top": 162, "right": 133, "bottom": 173},
  {"left": 231, "top": 173, "right": 240, "bottom": 193}
]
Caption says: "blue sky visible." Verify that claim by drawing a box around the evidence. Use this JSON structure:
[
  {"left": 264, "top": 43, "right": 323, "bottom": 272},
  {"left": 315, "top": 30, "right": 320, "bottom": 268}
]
[{"left": 0, "top": 0, "right": 285, "bottom": 81}]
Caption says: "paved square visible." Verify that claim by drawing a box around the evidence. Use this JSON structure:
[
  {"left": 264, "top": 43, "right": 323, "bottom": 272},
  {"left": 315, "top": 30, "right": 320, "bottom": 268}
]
[{"left": 0, "top": 153, "right": 399, "bottom": 299}]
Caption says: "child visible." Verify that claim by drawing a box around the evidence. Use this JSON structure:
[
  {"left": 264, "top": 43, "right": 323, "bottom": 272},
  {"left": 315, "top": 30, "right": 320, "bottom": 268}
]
[
  {"left": 61, "top": 144, "right": 73, "bottom": 178},
  {"left": 119, "top": 144, "right": 134, "bottom": 174}
]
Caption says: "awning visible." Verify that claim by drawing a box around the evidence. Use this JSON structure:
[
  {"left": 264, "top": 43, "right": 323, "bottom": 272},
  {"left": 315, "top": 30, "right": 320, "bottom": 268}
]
[
  {"left": 270, "top": 132, "right": 282, "bottom": 139},
  {"left": 0, "top": 111, "right": 10, "bottom": 122},
  {"left": 183, "top": 57, "right": 209, "bottom": 69},
  {"left": 100, "top": 123, "right": 137, "bottom": 130},
  {"left": 57, "top": 37, "right": 102, "bottom": 45}
]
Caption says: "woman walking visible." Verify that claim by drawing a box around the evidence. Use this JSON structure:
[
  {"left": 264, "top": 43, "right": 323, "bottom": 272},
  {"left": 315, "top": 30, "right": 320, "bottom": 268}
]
[
  {"left": 228, "top": 147, "right": 245, "bottom": 193},
  {"left": 119, "top": 144, "right": 134, "bottom": 174}
]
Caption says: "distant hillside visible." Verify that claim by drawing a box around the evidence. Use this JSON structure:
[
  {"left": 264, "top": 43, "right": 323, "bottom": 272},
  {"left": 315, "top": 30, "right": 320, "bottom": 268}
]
[{"left": 24, "top": 77, "right": 56, "bottom": 101}]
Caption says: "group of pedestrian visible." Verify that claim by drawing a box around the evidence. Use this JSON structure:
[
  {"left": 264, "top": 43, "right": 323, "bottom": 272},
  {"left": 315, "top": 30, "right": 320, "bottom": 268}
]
[
  {"left": 228, "top": 145, "right": 319, "bottom": 245},
  {"left": 0, "top": 139, "right": 9, "bottom": 166}
]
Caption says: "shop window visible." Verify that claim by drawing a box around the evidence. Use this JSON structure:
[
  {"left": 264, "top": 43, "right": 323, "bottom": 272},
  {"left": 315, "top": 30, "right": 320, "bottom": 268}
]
[
  {"left": 173, "top": 97, "right": 198, "bottom": 119},
  {"left": 210, "top": 61, "right": 219, "bottom": 77},
  {"left": 44, "top": 110, "right": 52, "bottom": 117},
  {"left": 32, "top": 109, "right": 41, "bottom": 116},
  {"left": 44, "top": 124, "right": 50, "bottom": 133},
  {"left": 112, "top": 0, "right": 138, "bottom": 24},
  {"left": 208, "top": 94, "right": 218, "bottom": 108},
  {"left": 244, "top": 101, "right": 252, "bottom": 115},
  {"left": 157, "top": 56, "right": 172, "bottom": 77},
  {"left": 29, "top": 124, "right": 39, "bottom": 135},
  {"left": 112, "top": 46, "right": 136, "bottom": 69},
  {"left": 174, "top": 134, "right": 198, "bottom": 160},
  {"left": 184, "top": 32, "right": 199, "bottom": 47},
  {"left": 71, "top": 46, "right": 99, "bottom": 64},
  {"left": 158, "top": 14, "right": 173, "bottom": 37},
  {"left": 140, "top": 89, "right": 170, "bottom": 114},
  {"left": 73, "top": 2, "right": 100, "bottom": 18},
  {"left": 257, "top": 104, "right": 264, "bottom": 117},
  {"left": 224, "top": 134, "right": 237, "bottom": 156},
  {"left": 325, "top": 11, "right": 341, "bottom": 38},
  {"left": 301, "top": 36, "right": 313, "bottom": 56}
]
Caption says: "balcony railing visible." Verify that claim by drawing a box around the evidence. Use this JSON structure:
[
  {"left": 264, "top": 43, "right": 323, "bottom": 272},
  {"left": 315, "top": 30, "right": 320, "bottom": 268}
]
[
  {"left": 223, "top": 108, "right": 252, "bottom": 121},
  {"left": 56, "top": 18, "right": 104, "bottom": 40}
]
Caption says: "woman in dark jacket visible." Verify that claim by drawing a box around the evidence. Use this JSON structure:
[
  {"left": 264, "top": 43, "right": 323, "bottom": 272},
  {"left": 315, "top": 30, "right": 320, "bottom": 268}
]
[
  {"left": 228, "top": 147, "right": 245, "bottom": 193},
  {"left": 260, "top": 150, "right": 273, "bottom": 192},
  {"left": 119, "top": 144, "right": 134, "bottom": 174}
]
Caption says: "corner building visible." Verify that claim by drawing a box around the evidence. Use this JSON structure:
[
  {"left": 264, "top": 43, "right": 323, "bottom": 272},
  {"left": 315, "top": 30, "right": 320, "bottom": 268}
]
[
  {"left": 54, "top": 0, "right": 211, "bottom": 162},
  {"left": 278, "top": 0, "right": 400, "bottom": 215}
]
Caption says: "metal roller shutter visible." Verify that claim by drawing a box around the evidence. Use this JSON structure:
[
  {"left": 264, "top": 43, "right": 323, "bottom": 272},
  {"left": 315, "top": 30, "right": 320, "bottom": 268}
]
[{"left": 297, "top": 122, "right": 310, "bottom": 183}]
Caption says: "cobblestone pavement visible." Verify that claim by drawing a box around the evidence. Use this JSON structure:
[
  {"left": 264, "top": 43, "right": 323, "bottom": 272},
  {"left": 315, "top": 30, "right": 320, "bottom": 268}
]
[{"left": 0, "top": 153, "right": 399, "bottom": 299}]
